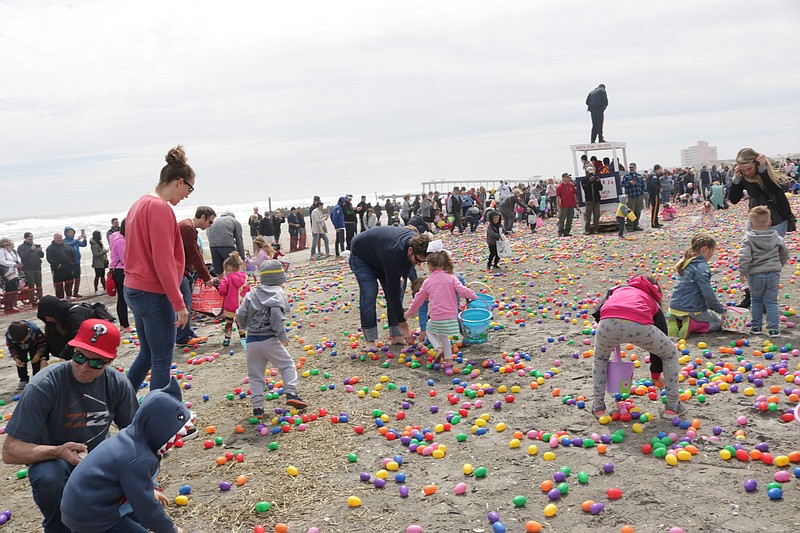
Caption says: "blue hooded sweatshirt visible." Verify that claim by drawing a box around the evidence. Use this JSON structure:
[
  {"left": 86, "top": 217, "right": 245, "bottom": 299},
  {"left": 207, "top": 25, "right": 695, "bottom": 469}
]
[
  {"left": 61, "top": 379, "right": 192, "bottom": 533},
  {"left": 668, "top": 255, "right": 726, "bottom": 314},
  {"left": 62, "top": 226, "right": 87, "bottom": 264},
  {"left": 330, "top": 197, "right": 346, "bottom": 229}
]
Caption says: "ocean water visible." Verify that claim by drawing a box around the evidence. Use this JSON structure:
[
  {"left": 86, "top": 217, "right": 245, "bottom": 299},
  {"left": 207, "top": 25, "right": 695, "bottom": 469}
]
[{"left": 0, "top": 190, "right": 409, "bottom": 244}]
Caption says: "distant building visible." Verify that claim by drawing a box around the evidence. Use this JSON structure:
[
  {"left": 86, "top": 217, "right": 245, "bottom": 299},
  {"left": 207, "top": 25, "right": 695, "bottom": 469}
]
[{"left": 680, "top": 141, "right": 718, "bottom": 168}]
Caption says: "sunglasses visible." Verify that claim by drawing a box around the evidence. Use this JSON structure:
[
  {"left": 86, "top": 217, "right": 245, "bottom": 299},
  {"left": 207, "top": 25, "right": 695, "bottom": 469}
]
[
  {"left": 73, "top": 351, "right": 108, "bottom": 369},
  {"left": 184, "top": 178, "right": 195, "bottom": 194}
]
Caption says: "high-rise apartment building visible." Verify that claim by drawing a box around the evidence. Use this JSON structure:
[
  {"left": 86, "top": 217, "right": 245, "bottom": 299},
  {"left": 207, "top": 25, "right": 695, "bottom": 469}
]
[{"left": 680, "top": 141, "right": 718, "bottom": 168}]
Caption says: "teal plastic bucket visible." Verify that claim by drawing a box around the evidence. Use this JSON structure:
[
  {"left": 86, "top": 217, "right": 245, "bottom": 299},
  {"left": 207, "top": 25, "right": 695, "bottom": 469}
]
[
  {"left": 459, "top": 308, "right": 492, "bottom": 344},
  {"left": 467, "top": 293, "right": 494, "bottom": 310}
]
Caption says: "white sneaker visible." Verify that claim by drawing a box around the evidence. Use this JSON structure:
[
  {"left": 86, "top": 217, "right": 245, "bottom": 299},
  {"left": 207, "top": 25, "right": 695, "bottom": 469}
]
[{"left": 95, "top": 290, "right": 105, "bottom": 296}]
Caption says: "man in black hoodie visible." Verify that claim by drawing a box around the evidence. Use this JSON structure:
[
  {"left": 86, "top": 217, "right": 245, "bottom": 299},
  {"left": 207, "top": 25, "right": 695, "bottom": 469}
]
[
  {"left": 586, "top": 84, "right": 608, "bottom": 143},
  {"left": 18, "top": 232, "right": 44, "bottom": 304},
  {"left": 581, "top": 167, "right": 604, "bottom": 234},
  {"left": 46, "top": 233, "right": 76, "bottom": 300},
  {"left": 343, "top": 195, "right": 358, "bottom": 249}
]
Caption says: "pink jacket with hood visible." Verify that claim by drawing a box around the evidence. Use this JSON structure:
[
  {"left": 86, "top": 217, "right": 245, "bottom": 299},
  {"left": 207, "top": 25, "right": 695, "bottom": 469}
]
[
  {"left": 599, "top": 276, "right": 661, "bottom": 325},
  {"left": 217, "top": 271, "right": 250, "bottom": 314}
]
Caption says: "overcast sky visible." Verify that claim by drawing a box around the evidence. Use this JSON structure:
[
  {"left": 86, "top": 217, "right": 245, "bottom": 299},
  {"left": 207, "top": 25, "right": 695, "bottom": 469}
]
[{"left": 1, "top": 0, "right": 798, "bottom": 219}]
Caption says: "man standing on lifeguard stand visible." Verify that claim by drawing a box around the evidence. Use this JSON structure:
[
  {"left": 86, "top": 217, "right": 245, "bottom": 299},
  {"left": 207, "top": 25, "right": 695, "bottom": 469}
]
[{"left": 586, "top": 84, "right": 608, "bottom": 144}]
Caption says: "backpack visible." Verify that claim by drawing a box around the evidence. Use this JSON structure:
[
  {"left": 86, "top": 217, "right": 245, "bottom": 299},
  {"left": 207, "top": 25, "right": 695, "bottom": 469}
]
[{"left": 72, "top": 302, "right": 116, "bottom": 323}]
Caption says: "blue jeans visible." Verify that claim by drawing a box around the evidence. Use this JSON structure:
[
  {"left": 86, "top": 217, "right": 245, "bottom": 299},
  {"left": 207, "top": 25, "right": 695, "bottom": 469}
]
[
  {"left": 124, "top": 287, "right": 177, "bottom": 390},
  {"left": 749, "top": 271, "right": 780, "bottom": 329},
  {"left": 210, "top": 245, "right": 235, "bottom": 277},
  {"left": 29, "top": 459, "right": 74, "bottom": 533},
  {"left": 349, "top": 254, "right": 403, "bottom": 341},
  {"left": 310, "top": 233, "right": 329, "bottom": 256},
  {"left": 746, "top": 219, "right": 788, "bottom": 238},
  {"left": 175, "top": 275, "right": 194, "bottom": 344}
]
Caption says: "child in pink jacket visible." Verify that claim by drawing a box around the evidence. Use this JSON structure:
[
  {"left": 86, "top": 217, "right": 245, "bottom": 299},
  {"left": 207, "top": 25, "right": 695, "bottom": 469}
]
[
  {"left": 217, "top": 251, "right": 250, "bottom": 346},
  {"left": 404, "top": 245, "right": 476, "bottom": 364}
]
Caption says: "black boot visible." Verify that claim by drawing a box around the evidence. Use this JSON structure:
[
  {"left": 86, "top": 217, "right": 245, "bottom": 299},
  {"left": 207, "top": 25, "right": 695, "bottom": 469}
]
[{"left": 738, "top": 288, "right": 750, "bottom": 309}]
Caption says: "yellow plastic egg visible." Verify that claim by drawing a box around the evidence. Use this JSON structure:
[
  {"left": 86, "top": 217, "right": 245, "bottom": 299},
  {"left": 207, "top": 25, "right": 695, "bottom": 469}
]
[
  {"left": 175, "top": 495, "right": 189, "bottom": 506},
  {"left": 495, "top": 422, "right": 506, "bottom": 432},
  {"left": 544, "top": 503, "right": 557, "bottom": 517},
  {"left": 543, "top": 451, "right": 556, "bottom": 461},
  {"left": 347, "top": 496, "right": 362, "bottom": 507},
  {"left": 432, "top": 449, "right": 445, "bottom": 459},
  {"left": 665, "top": 454, "right": 678, "bottom": 466},
  {"left": 720, "top": 449, "right": 732, "bottom": 460},
  {"left": 287, "top": 465, "right": 299, "bottom": 476},
  {"left": 677, "top": 450, "right": 691, "bottom": 461},
  {"left": 509, "top": 438, "right": 521, "bottom": 449},
  {"left": 528, "top": 445, "right": 538, "bottom": 455},
  {"left": 375, "top": 469, "right": 388, "bottom": 479},
  {"left": 463, "top": 463, "right": 474, "bottom": 475},
  {"left": 386, "top": 461, "right": 399, "bottom": 471}
]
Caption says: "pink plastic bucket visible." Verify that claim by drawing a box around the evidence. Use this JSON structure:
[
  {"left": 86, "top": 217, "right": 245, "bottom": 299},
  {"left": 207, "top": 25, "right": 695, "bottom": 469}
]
[{"left": 606, "top": 346, "right": 635, "bottom": 395}]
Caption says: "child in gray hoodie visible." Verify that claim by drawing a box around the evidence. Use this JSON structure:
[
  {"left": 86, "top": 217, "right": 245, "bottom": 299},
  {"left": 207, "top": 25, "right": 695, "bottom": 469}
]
[
  {"left": 739, "top": 206, "right": 789, "bottom": 337},
  {"left": 236, "top": 260, "right": 306, "bottom": 417}
]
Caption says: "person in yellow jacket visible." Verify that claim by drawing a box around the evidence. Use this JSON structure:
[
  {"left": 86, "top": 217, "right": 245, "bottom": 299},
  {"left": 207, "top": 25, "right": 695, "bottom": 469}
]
[{"left": 615, "top": 194, "right": 636, "bottom": 238}]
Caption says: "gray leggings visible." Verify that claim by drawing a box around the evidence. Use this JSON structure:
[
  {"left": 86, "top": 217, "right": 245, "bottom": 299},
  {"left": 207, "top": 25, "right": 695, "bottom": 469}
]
[{"left": 593, "top": 318, "right": 680, "bottom": 411}]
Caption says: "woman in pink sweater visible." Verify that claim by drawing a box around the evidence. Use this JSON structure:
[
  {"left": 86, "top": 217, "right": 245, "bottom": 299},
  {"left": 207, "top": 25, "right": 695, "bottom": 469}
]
[
  {"left": 217, "top": 251, "right": 249, "bottom": 346},
  {"left": 124, "top": 146, "right": 194, "bottom": 390},
  {"left": 592, "top": 275, "right": 683, "bottom": 419},
  {"left": 404, "top": 247, "right": 476, "bottom": 364}
]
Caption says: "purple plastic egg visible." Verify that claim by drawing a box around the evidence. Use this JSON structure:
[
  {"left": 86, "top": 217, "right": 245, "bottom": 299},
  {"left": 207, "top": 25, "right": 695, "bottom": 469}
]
[
  {"left": 399, "top": 485, "right": 409, "bottom": 498},
  {"left": 359, "top": 472, "right": 371, "bottom": 482},
  {"left": 589, "top": 502, "right": 605, "bottom": 515},
  {"left": 374, "top": 478, "right": 386, "bottom": 488},
  {"left": 547, "top": 488, "right": 561, "bottom": 500},
  {"left": 219, "top": 481, "right": 232, "bottom": 491},
  {"left": 744, "top": 479, "right": 758, "bottom": 492},
  {"left": 553, "top": 472, "right": 567, "bottom": 482},
  {"left": 603, "top": 462, "right": 615, "bottom": 474},
  {"left": 487, "top": 511, "right": 500, "bottom": 523}
]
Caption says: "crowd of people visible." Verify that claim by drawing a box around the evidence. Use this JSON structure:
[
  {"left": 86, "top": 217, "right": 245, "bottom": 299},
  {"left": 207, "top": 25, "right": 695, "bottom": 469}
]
[{"left": 1, "top": 143, "right": 798, "bottom": 532}]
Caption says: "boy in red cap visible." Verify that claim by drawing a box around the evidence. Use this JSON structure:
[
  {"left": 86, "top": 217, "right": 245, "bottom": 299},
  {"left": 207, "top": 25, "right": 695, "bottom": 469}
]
[{"left": 2, "top": 319, "right": 138, "bottom": 533}]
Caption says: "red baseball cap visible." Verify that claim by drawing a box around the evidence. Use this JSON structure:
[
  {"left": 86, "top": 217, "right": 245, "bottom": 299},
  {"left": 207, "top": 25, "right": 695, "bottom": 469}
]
[{"left": 68, "top": 319, "right": 120, "bottom": 360}]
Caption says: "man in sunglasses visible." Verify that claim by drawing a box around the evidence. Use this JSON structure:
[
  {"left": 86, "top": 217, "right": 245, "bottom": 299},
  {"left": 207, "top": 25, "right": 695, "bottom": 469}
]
[{"left": 2, "top": 319, "right": 138, "bottom": 533}]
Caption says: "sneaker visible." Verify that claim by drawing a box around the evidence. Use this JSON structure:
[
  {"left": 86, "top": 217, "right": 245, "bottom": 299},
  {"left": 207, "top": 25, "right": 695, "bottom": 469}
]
[
  {"left": 187, "top": 336, "right": 208, "bottom": 346},
  {"left": 768, "top": 329, "right": 780, "bottom": 338},
  {"left": 94, "top": 289, "right": 105, "bottom": 296},
  {"left": 663, "top": 403, "right": 687, "bottom": 419},
  {"left": 222, "top": 338, "right": 230, "bottom": 347},
  {"left": 181, "top": 427, "right": 200, "bottom": 441},
  {"left": 285, "top": 393, "right": 307, "bottom": 409},
  {"left": 737, "top": 288, "right": 751, "bottom": 309},
  {"left": 252, "top": 407, "right": 265, "bottom": 419},
  {"left": 749, "top": 326, "right": 763, "bottom": 335}
]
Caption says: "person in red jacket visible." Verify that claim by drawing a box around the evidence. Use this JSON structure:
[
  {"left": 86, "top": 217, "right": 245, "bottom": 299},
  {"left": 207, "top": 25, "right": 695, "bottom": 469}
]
[
  {"left": 556, "top": 172, "right": 579, "bottom": 237},
  {"left": 176, "top": 206, "right": 217, "bottom": 347},
  {"left": 591, "top": 275, "right": 684, "bottom": 419},
  {"left": 124, "top": 145, "right": 195, "bottom": 390}
]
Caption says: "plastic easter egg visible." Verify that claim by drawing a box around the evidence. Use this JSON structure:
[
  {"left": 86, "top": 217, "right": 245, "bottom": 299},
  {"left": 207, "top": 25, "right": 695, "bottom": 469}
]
[
  {"left": 454, "top": 482, "right": 467, "bottom": 495},
  {"left": 744, "top": 479, "right": 758, "bottom": 492},
  {"left": 513, "top": 495, "right": 527, "bottom": 507},
  {"left": 219, "top": 481, "right": 232, "bottom": 491},
  {"left": 174, "top": 495, "right": 189, "bottom": 506},
  {"left": 347, "top": 496, "right": 362, "bottom": 507},
  {"left": 407, "top": 526, "right": 423, "bottom": 533},
  {"left": 543, "top": 503, "right": 557, "bottom": 517},
  {"left": 287, "top": 465, "right": 299, "bottom": 476},
  {"left": 525, "top": 521, "right": 542, "bottom": 532},
  {"left": 474, "top": 466, "right": 487, "bottom": 478},
  {"left": 607, "top": 487, "right": 623, "bottom": 499},
  {"left": 492, "top": 522, "right": 507, "bottom": 533},
  {"left": 767, "top": 487, "right": 783, "bottom": 500},
  {"left": 399, "top": 485, "right": 409, "bottom": 498},
  {"left": 179, "top": 485, "right": 192, "bottom": 495},
  {"left": 255, "top": 501, "right": 271, "bottom": 512},
  {"left": 578, "top": 471, "right": 589, "bottom": 484}
]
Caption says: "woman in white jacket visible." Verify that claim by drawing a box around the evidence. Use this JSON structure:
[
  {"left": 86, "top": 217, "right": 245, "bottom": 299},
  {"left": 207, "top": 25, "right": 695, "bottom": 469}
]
[
  {"left": 0, "top": 237, "right": 23, "bottom": 314},
  {"left": 362, "top": 208, "right": 377, "bottom": 231}
]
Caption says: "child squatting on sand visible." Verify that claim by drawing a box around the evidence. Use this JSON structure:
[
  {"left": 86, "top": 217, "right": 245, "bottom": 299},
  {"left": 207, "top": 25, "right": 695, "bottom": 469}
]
[
  {"left": 668, "top": 233, "right": 728, "bottom": 339},
  {"left": 404, "top": 243, "right": 476, "bottom": 365},
  {"left": 591, "top": 275, "right": 685, "bottom": 418},
  {"left": 739, "top": 206, "right": 789, "bottom": 337},
  {"left": 236, "top": 259, "right": 306, "bottom": 418}
]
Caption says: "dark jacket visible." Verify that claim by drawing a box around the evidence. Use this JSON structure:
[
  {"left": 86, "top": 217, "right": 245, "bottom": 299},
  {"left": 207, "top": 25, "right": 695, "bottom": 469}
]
[
  {"left": 349, "top": 226, "right": 416, "bottom": 324},
  {"left": 46, "top": 240, "right": 76, "bottom": 281},
  {"left": 586, "top": 86, "right": 608, "bottom": 111},
  {"left": 36, "top": 295, "right": 96, "bottom": 360},
  {"left": 729, "top": 168, "right": 793, "bottom": 226},
  {"left": 581, "top": 176, "right": 604, "bottom": 203},
  {"left": 343, "top": 201, "right": 357, "bottom": 224},
  {"left": 18, "top": 241, "right": 44, "bottom": 270},
  {"left": 259, "top": 216, "right": 274, "bottom": 237}
]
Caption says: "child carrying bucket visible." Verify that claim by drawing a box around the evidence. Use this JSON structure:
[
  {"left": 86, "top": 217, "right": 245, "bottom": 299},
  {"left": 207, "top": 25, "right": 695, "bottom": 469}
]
[
  {"left": 592, "top": 275, "right": 685, "bottom": 419},
  {"left": 404, "top": 243, "right": 477, "bottom": 364}
]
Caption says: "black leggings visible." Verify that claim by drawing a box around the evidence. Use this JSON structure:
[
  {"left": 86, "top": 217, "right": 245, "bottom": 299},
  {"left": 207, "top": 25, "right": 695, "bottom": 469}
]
[
  {"left": 487, "top": 244, "right": 499, "bottom": 267},
  {"left": 112, "top": 269, "right": 130, "bottom": 328}
]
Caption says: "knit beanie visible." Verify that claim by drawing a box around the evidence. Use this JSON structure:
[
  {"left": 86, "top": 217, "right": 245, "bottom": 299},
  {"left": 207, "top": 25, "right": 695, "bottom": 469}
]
[{"left": 259, "top": 260, "right": 287, "bottom": 286}]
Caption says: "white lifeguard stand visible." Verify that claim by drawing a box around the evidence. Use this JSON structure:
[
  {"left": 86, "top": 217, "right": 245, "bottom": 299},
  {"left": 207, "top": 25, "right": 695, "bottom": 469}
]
[{"left": 570, "top": 142, "right": 629, "bottom": 211}]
